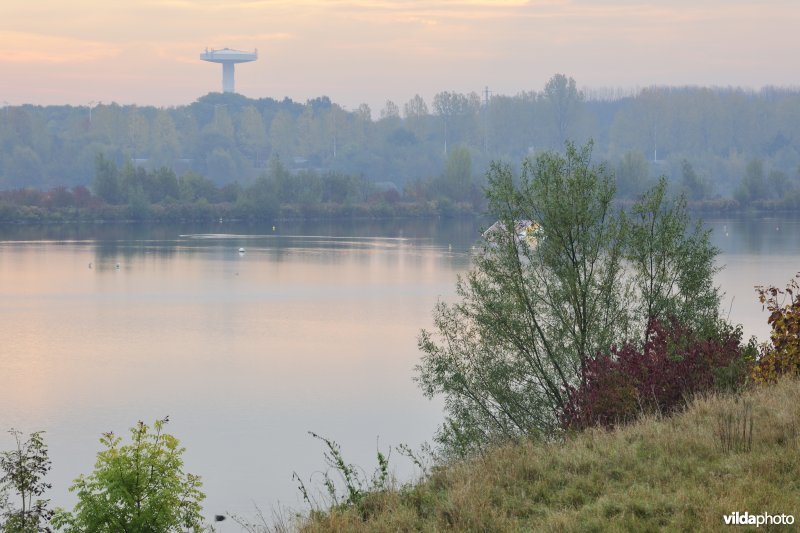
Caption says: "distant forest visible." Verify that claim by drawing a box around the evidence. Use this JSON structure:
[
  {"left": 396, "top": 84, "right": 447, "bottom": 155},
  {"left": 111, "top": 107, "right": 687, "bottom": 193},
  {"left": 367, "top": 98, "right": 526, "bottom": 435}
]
[{"left": 2, "top": 74, "right": 800, "bottom": 208}]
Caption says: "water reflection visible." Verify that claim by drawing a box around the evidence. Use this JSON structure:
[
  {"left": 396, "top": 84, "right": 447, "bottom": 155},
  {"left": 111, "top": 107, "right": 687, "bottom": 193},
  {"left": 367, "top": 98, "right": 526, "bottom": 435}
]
[
  {"left": 0, "top": 218, "right": 487, "bottom": 521},
  {"left": 706, "top": 215, "right": 800, "bottom": 255},
  {"left": 1, "top": 217, "right": 489, "bottom": 270},
  {"left": 0, "top": 217, "right": 491, "bottom": 248}
]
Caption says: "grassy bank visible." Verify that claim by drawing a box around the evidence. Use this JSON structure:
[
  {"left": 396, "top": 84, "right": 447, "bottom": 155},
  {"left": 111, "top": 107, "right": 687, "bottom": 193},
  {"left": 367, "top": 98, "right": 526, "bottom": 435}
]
[{"left": 300, "top": 379, "right": 800, "bottom": 532}]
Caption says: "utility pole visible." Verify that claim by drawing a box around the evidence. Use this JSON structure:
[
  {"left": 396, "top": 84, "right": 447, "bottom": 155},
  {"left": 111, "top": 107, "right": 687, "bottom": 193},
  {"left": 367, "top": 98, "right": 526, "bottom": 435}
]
[
  {"left": 88, "top": 101, "right": 98, "bottom": 124},
  {"left": 333, "top": 107, "right": 338, "bottom": 159},
  {"left": 653, "top": 122, "right": 658, "bottom": 162},
  {"left": 483, "top": 86, "right": 491, "bottom": 154}
]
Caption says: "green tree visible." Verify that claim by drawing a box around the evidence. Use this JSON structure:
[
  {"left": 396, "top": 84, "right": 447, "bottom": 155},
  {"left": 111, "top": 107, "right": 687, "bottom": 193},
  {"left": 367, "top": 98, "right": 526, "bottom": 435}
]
[
  {"left": 179, "top": 171, "right": 217, "bottom": 203},
  {"left": 205, "top": 147, "right": 237, "bottom": 183},
  {"left": 207, "top": 105, "right": 234, "bottom": 139},
  {"left": 355, "top": 103, "right": 372, "bottom": 122},
  {"left": 543, "top": 74, "right": 584, "bottom": 147},
  {"left": 238, "top": 173, "right": 278, "bottom": 220},
  {"left": 379, "top": 100, "right": 400, "bottom": 121},
  {"left": 150, "top": 110, "right": 180, "bottom": 167},
  {"left": 119, "top": 160, "right": 148, "bottom": 205},
  {"left": 268, "top": 110, "right": 296, "bottom": 160},
  {"left": 295, "top": 105, "right": 319, "bottom": 157},
  {"left": 52, "top": 418, "right": 205, "bottom": 533},
  {"left": 152, "top": 167, "right": 180, "bottom": 203},
  {"left": 615, "top": 151, "right": 651, "bottom": 198},
  {"left": 766, "top": 169, "right": 791, "bottom": 200},
  {"left": 626, "top": 177, "right": 719, "bottom": 336},
  {"left": 734, "top": 159, "right": 766, "bottom": 204},
  {"left": 403, "top": 94, "right": 428, "bottom": 119},
  {"left": 126, "top": 185, "right": 152, "bottom": 220},
  {"left": 256, "top": 155, "right": 293, "bottom": 203},
  {"left": 437, "top": 145, "right": 473, "bottom": 201},
  {"left": 321, "top": 172, "right": 363, "bottom": 204},
  {"left": 92, "top": 154, "right": 121, "bottom": 204},
  {"left": 679, "top": 159, "right": 708, "bottom": 200},
  {"left": 0, "top": 430, "right": 53, "bottom": 533},
  {"left": 5, "top": 146, "right": 44, "bottom": 188},
  {"left": 237, "top": 106, "right": 267, "bottom": 165},
  {"left": 403, "top": 94, "right": 429, "bottom": 139},
  {"left": 433, "top": 91, "right": 481, "bottom": 154},
  {"left": 127, "top": 108, "right": 150, "bottom": 160},
  {"left": 416, "top": 142, "right": 721, "bottom": 456},
  {"left": 293, "top": 170, "right": 323, "bottom": 204}
]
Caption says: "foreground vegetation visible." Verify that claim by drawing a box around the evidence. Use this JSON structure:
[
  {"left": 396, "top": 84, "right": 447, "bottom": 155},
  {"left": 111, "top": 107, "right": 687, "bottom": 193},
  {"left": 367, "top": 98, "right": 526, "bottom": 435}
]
[
  {"left": 4, "top": 377, "right": 798, "bottom": 531},
  {"left": 292, "top": 248, "right": 800, "bottom": 532},
  {"left": 418, "top": 142, "right": 725, "bottom": 456},
  {"left": 292, "top": 147, "right": 800, "bottom": 531},
  {"left": 3, "top": 143, "right": 798, "bottom": 531},
  {"left": 299, "top": 377, "right": 800, "bottom": 532}
]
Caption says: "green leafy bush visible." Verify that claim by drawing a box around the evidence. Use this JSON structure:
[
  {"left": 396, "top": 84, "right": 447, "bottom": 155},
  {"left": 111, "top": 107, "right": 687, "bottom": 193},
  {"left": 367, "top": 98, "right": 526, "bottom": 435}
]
[{"left": 52, "top": 418, "right": 205, "bottom": 533}]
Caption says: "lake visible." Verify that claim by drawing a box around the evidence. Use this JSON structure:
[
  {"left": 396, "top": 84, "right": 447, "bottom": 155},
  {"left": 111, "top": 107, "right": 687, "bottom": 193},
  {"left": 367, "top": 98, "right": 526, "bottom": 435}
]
[{"left": 1, "top": 215, "right": 799, "bottom": 525}]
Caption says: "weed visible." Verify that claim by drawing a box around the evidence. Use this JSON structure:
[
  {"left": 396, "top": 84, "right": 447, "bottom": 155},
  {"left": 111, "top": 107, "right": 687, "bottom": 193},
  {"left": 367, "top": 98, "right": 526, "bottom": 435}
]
[
  {"left": 715, "top": 398, "right": 754, "bottom": 453},
  {"left": 296, "top": 432, "right": 392, "bottom": 512}
]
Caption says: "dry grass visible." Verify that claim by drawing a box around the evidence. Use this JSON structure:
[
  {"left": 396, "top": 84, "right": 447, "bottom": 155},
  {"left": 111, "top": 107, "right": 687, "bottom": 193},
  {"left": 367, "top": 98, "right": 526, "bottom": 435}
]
[{"left": 300, "top": 378, "right": 800, "bottom": 532}]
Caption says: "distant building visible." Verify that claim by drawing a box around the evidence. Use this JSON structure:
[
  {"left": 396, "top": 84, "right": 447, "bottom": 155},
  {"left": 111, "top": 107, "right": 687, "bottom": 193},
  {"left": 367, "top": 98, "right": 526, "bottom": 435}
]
[{"left": 483, "top": 220, "right": 542, "bottom": 248}]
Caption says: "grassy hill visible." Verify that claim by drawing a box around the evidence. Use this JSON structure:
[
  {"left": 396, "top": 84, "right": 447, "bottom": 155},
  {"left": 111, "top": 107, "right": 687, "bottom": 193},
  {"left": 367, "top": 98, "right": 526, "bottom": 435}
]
[{"left": 300, "top": 379, "right": 800, "bottom": 532}]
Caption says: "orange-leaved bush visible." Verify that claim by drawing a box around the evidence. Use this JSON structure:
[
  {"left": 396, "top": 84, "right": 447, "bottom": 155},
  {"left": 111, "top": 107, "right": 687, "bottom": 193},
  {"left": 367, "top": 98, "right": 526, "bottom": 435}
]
[{"left": 752, "top": 273, "right": 800, "bottom": 383}]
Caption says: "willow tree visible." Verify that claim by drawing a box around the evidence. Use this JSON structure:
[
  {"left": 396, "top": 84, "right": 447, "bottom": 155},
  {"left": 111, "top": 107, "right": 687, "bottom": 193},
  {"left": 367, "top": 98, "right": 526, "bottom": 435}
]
[{"left": 417, "top": 142, "right": 719, "bottom": 457}]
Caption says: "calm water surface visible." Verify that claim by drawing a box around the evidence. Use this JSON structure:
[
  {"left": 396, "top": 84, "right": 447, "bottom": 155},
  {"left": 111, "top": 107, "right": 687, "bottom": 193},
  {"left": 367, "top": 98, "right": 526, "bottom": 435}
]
[{"left": 1, "top": 216, "right": 799, "bottom": 524}]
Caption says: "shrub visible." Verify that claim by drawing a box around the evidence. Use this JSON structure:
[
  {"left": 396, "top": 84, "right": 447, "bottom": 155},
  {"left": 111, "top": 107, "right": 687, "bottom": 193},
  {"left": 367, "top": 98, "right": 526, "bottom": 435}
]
[
  {"left": 751, "top": 273, "right": 800, "bottom": 383},
  {"left": 417, "top": 143, "right": 721, "bottom": 455},
  {"left": 562, "top": 319, "right": 749, "bottom": 431},
  {"left": 293, "top": 432, "right": 391, "bottom": 515},
  {"left": 0, "top": 430, "right": 53, "bottom": 533},
  {"left": 52, "top": 418, "right": 205, "bottom": 533}
]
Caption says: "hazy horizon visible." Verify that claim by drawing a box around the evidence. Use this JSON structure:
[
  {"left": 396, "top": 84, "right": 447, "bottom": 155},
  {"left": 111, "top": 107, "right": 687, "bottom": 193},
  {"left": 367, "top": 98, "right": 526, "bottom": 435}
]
[{"left": 2, "top": 1, "right": 799, "bottom": 112}]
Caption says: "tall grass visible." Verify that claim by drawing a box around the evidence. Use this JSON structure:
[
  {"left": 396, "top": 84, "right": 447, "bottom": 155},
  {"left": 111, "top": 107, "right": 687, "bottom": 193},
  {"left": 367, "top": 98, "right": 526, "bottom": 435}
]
[{"left": 299, "top": 378, "right": 800, "bottom": 532}]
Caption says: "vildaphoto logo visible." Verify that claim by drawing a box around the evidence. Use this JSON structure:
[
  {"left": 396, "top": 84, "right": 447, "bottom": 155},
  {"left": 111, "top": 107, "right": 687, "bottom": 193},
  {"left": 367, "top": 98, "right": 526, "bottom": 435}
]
[{"left": 723, "top": 512, "right": 795, "bottom": 527}]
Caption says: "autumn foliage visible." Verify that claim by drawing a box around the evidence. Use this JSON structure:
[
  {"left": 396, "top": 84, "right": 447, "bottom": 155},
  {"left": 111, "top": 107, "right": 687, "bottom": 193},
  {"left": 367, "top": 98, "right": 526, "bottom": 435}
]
[
  {"left": 561, "top": 319, "right": 749, "bottom": 431},
  {"left": 751, "top": 273, "right": 800, "bottom": 383}
]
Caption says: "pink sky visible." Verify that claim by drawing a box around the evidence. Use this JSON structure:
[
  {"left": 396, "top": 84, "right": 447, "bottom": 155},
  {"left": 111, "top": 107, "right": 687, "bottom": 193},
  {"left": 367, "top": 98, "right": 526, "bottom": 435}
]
[{"left": 1, "top": 1, "right": 798, "bottom": 111}]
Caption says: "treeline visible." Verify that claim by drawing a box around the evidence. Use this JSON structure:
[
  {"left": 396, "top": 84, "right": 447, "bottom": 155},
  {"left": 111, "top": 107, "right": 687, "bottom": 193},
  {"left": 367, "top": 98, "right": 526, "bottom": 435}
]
[
  {"left": 0, "top": 150, "right": 483, "bottom": 223},
  {"left": 2, "top": 75, "right": 800, "bottom": 205}
]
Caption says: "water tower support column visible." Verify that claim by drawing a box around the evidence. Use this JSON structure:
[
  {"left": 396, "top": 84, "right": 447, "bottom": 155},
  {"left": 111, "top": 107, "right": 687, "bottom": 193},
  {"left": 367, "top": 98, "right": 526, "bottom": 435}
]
[{"left": 222, "top": 62, "right": 235, "bottom": 93}]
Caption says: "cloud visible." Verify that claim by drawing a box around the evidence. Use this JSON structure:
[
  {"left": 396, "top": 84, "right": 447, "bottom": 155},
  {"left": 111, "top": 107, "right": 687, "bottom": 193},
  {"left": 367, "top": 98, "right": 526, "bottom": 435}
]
[
  {"left": 0, "top": 31, "right": 120, "bottom": 63},
  {"left": 210, "top": 32, "right": 294, "bottom": 43}
]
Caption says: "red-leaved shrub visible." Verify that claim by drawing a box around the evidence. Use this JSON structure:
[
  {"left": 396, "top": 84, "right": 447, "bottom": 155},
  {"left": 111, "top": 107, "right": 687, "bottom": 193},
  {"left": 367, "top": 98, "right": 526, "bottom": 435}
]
[{"left": 561, "top": 319, "right": 748, "bottom": 431}]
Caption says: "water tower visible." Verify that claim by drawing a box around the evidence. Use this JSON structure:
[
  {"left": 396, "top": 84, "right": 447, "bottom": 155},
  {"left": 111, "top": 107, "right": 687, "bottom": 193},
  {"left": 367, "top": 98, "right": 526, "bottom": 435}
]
[{"left": 200, "top": 48, "right": 258, "bottom": 93}]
